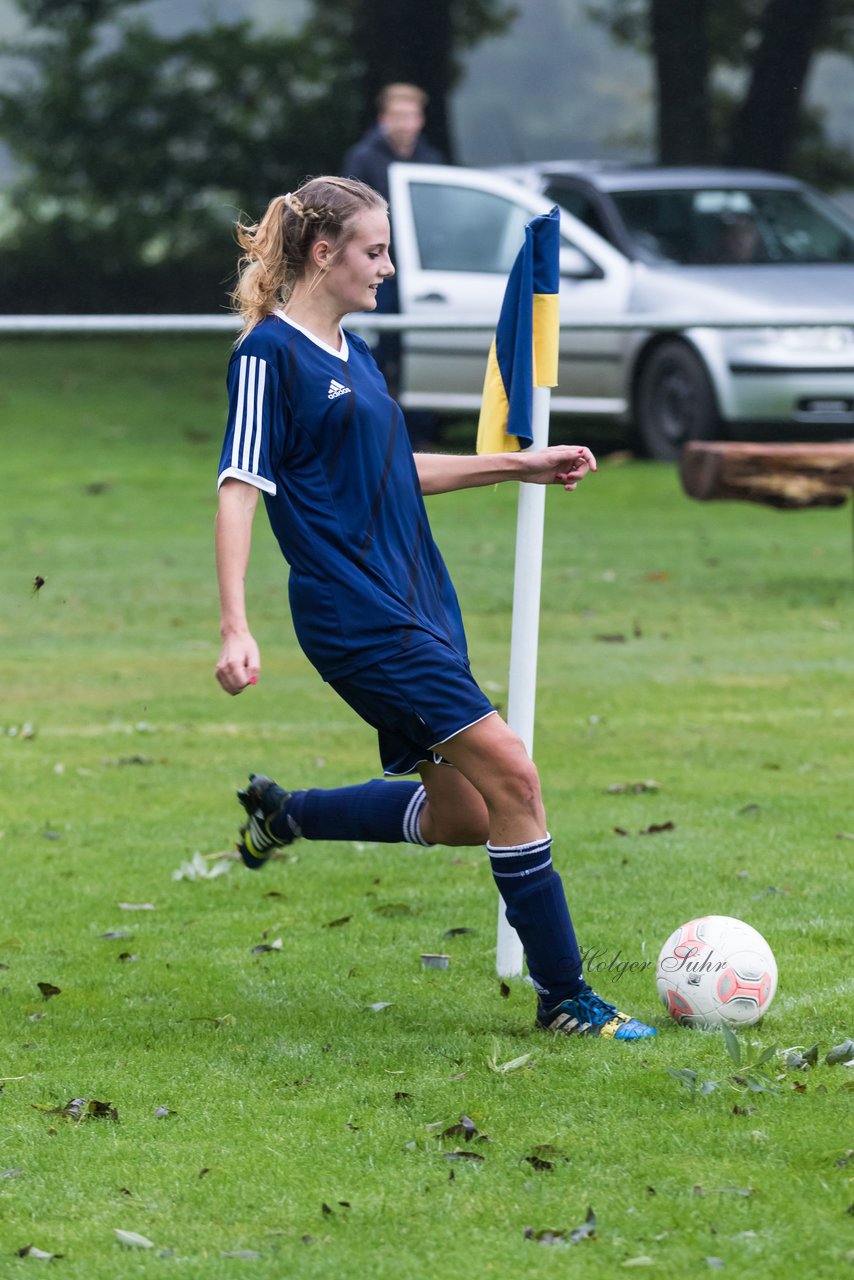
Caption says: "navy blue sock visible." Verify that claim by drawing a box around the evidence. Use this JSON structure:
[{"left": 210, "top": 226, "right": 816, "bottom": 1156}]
[
  {"left": 488, "top": 835, "right": 586, "bottom": 1005},
  {"left": 270, "top": 779, "right": 431, "bottom": 845}
]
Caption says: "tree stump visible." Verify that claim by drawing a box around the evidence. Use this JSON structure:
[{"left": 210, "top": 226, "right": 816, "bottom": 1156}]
[{"left": 680, "top": 442, "right": 854, "bottom": 509}]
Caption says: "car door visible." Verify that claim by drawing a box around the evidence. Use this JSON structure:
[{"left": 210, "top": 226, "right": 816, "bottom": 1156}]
[{"left": 388, "top": 162, "right": 634, "bottom": 416}]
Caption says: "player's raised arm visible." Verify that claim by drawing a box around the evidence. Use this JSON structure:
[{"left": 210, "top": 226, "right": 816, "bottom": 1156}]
[
  {"left": 215, "top": 478, "right": 261, "bottom": 695},
  {"left": 414, "top": 445, "right": 596, "bottom": 496}
]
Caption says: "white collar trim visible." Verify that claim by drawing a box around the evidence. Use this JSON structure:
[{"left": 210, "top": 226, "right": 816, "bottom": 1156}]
[{"left": 274, "top": 309, "right": 348, "bottom": 361}]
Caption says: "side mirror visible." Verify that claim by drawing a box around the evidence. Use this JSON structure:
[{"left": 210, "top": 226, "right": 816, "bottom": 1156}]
[{"left": 559, "top": 245, "right": 604, "bottom": 281}]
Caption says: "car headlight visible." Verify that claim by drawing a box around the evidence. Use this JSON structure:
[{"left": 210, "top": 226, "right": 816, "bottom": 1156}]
[{"left": 726, "top": 325, "right": 854, "bottom": 351}]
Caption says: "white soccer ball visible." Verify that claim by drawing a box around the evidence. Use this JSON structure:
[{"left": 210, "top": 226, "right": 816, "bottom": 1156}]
[{"left": 656, "top": 915, "right": 777, "bottom": 1029}]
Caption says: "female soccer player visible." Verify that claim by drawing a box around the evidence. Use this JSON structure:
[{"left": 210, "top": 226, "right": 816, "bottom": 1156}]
[{"left": 215, "top": 176, "right": 655, "bottom": 1041}]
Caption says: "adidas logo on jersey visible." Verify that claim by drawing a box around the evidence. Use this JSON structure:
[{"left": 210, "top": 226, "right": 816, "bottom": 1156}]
[{"left": 327, "top": 379, "right": 351, "bottom": 400}]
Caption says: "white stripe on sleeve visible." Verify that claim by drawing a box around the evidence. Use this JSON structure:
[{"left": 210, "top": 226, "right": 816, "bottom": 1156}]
[
  {"left": 231, "top": 355, "right": 248, "bottom": 468},
  {"left": 252, "top": 358, "right": 266, "bottom": 476},
  {"left": 241, "top": 356, "right": 258, "bottom": 472}
]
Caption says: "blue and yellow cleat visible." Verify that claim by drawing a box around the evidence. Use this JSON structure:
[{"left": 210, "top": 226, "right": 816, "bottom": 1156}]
[
  {"left": 236, "top": 773, "right": 299, "bottom": 869},
  {"left": 537, "top": 988, "right": 657, "bottom": 1041}
]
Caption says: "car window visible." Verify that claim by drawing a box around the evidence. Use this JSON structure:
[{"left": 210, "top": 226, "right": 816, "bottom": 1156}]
[
  {"left": 408, "top": 180, "right": 598, "bottom": 277},
  {"left": 609, "top": 187, "right": 854, "bottom": 266},
  {"left": 543, "top": 182, "right": 612, "bottom": 244},
  {"left": 409, "top": 182, "right": 530, "bottom": 272}
]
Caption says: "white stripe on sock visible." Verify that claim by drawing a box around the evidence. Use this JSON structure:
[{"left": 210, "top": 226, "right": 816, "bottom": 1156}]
[
  {"left": 403, "top": 784, "right": 432, "bottom": 846},
  {"left": 491, "top": 856, "right": 553, "bottom": 879},
  {"left": 486, "top": 833, "right": 552, "bottom": 858}
]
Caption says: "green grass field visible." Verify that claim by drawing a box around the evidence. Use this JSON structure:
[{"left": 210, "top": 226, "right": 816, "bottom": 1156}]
[{"left": 1, "top": 336, "right": 853, "bottom": 1277}]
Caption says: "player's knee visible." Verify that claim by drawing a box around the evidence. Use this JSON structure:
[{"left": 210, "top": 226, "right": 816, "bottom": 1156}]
[{"left": 487, "top": 751, "right": 542, "bottom": 818}]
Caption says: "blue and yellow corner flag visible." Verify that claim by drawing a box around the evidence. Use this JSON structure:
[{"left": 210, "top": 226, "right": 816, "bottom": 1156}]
[{"left": 476, "top": 206, "right": 561, "bottom": 454}]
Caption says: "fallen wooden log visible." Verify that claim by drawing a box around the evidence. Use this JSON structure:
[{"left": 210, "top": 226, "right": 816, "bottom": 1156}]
[{"left": 680, "top": 441, "right": 854, "bottom": 509}]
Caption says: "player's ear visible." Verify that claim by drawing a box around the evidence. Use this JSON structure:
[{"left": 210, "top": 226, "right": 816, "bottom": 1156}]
[{"left": 311, "top": 238, "right": 333, "bottom": 270}]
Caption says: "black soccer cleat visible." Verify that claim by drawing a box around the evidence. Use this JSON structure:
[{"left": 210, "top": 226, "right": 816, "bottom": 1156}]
[{"left": 235, "top": 773, "right": 300, "bottom": 869}]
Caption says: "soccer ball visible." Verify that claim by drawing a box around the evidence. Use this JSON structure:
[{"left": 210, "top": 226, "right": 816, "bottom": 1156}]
[{"left": 656, "top": 915, "right": 777, "bottom": 1029}]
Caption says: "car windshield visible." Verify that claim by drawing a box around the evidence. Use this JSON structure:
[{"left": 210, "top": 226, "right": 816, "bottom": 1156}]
[{"left": 608, "top": 186, "right": 854, "bottom": 266}]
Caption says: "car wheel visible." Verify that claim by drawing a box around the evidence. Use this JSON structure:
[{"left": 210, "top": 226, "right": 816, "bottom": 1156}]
[{"left": 636, "top": 340, "right": 719, "bottom": 461}]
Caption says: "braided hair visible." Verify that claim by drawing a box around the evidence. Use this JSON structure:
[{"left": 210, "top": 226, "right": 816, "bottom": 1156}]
[{"left": 231, "top": 177, "right": 388, "bottom": 334}]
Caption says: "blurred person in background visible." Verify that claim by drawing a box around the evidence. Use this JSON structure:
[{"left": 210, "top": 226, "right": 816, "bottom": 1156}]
[{"left": 342, "top": 84, "right": 445, "bottom": 447}]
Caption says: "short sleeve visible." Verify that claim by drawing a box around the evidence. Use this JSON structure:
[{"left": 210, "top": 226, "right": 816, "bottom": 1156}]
[{"left": 217, "top": 350, "right": 284, "bottom": 494}]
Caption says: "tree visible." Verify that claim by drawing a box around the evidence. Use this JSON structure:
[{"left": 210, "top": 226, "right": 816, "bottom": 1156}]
[
  {"left": 587, "top": 0, "right": 854, "bottom": 181},
  {"left": 650, "top": 0, "right": 710, "bottom": 165},
  {"left": 0, "top": 0, "right": 513, "bottom": 311},
  {"left": 725, "top": 0, "right": 833, "bottom": 171}
]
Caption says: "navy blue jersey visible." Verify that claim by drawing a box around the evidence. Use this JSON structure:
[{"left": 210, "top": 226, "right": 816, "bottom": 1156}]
[{"left": 218, "top": 311, "right": 467, "bottom": 680}]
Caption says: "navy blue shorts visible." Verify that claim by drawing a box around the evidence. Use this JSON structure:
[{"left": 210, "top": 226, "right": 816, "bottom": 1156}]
[{"left": 328, "top": 640, "right": 496, "bottom": 776}]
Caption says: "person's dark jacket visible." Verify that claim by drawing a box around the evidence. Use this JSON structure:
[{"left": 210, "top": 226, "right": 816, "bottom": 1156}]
[{"left": 341, "top": 126, "right": 444, "bottom": 203}]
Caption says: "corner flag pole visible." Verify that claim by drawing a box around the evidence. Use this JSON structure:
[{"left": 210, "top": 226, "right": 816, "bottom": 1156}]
[
  {"left": 495, "top": 382, "right": 551, "bottom": 977},
  {"left": 474, "top": 207, "right": 561, "bottom": 979}
]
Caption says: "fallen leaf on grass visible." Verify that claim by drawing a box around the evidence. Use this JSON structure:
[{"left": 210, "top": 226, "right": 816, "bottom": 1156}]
[
  {"left": 569, "top": 1207, "right": 597, "bottom": 1243},
  {"left": 17, "top": 1244, "right": 63, "bottom": 1260},
  {"left": 594, "top": 633, "right": 627, "bottom": 643},
  {"left": 443, "top": 1151, "right": 484, "bottom": 1162},
  {"left": 522, "top": 1143, "right": 570, "bottom": 1171},
  {"left": 172, "top": 852, "right": 232, "bottom": 882},
  {"left": 443, "top": 927, "right": 475, "bottom": 938},
  {"left": 251, "top": 938, "right": 283, "bottom": 954},
  {"left": 154, "top": 1106, "right": 177, "bottom": 1118},
  {"left": 499, "top": 981, "right": 510, "bottom": 998},
  {"left": 117, "top": 952, "right": 138, "bottom": 962},
  {"left": 33, "top": 1097, "right": 118, "bottom": 1123},
  {"left": 325, "top": 916, "right": 352, "bottom": 928},
  {"left": 607, "top": 780, "right": 660, "bottom": 794},
  {"left": 115, "top": 1228, "right": 155, "bottom": 1249},
  {"left": 372, "top": 903, "right": 414, "bottom": 917},
  {"left": 525, "top": 1207, "right": 596, "bottom": 1246},
  {"left": 118, "top": 903, "right": 155, "bottom": 911},
  {"left": 826, "top": 1039, "right": 854, "bottom": 1066},
  {"left": 487, "top": 1046, "right": 533, "bottom": 1074},
  {"left": 394, "top": 1092, "right": 414, "bottom": 1102},
  {"left": 639, "top": 821, "right": 675, "bottom": 836},
  {"left": 785, "top": 1045, "right": 819, "bottom": 1071},
  {"left": 438, "top": 1115, "right": 486, "bottom": 1143},
  {"left": 366, "top": 1002, "right": 393, "bottom": 1013},
  {"left": 524, "top": 1227, "right": 565, "bottom": 1245},
  {"left": 189, "top": 1013, "right": 236, "bottom": 1029},
  {"left": 99, "top": 931, "right": 131, "bottom": 940},
  {"left": 37, "top": 983, "right": 60, "bottom": 1000}
]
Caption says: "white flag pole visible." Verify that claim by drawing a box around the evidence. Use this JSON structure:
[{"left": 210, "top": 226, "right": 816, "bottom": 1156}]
[{"left": 495, "top": 382, "right": 552, "bottom": 977}]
